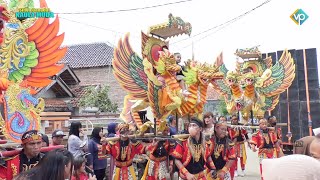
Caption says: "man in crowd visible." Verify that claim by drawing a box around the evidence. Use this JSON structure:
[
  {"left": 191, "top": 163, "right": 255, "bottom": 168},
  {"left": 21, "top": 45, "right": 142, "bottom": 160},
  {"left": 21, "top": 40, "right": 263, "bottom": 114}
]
[
  {"left": 229, "top": 115, "right": 249, "bottom": 177},
  {"left": 250, "top": 118, "right": 278, "bottom": 180},
  {"left": 211, "top": 121, "right": 236, "bottom": 180},
  {"left": 172, "top": 117, "right": 216, "bottom": 179},
  {"left": 51, "top": 129, "right": 66, "bottom": 146},
  {"left": 0, "top": 130, "right": 44, "bottom": 179},
  {"left": 267, "top": 116, "right": 284, "bottom": 157}
]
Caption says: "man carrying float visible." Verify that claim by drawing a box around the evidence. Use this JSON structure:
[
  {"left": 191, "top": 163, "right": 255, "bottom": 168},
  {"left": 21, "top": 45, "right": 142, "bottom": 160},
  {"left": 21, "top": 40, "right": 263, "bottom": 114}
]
[
  {"left": 172, "top": 117, "right": 216, "bottom": 180},
  {"left": 142, "top": 121, "right": 175, "bottom": 180},
  {"left": 228, "top": 115, "right": 249, "bottom": 177},
  {"left": 250, "top": 118, "right": 278, "bottom": 180},
  {"left": 102, "top": 122, "right": 146, "bottom": 180},
  {"left": 209, "top": 121, "right": 236, "bottom": 180},
  {"left": 267, "top": 116, "right": 284, "bottom": 158}
]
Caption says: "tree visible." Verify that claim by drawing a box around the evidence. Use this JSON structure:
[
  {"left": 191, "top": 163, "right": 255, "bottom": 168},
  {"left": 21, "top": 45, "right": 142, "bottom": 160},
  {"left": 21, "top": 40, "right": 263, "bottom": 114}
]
[
  {"left": 216, "top": 96, "right": 228, "bottom": 116},
  {"left": 78, "top": 85, "right": 118, "bottom": 113}
]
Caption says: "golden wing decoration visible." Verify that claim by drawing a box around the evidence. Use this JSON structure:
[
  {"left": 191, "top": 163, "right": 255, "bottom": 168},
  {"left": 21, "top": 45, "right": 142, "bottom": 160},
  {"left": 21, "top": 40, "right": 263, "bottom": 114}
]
[
  {"left": 255, "top": 49, "right": 296, "bottom": 97},
  {"left": 112, "top": 33, "right": 148, "bottom": 100}
]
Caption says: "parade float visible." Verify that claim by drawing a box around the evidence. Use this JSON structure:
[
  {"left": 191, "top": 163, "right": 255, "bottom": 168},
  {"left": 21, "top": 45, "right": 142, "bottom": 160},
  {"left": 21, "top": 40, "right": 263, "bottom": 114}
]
[
  {"left": 212, "top": 46, "right": 296, "bottom": 124},
  {"left": 112, "top": 14, "right": 224, "bottom": 130},
  {"left": 0, "top": 0, "right": 65, "bottom": 154}
]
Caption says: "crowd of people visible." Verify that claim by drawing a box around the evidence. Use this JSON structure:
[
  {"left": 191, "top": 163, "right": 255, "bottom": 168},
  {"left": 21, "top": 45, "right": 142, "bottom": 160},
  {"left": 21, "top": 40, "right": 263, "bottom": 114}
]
[{"left": 0, "top": 113, "right": 319, "bottom": 180}]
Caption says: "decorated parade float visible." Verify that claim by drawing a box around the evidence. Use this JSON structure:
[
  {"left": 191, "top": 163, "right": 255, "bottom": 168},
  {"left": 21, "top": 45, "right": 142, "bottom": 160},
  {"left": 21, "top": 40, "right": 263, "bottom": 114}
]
[
  {"left": 112, "top": 13, "right": 224, "bottom": 130},
  {"left": 212, "top": 46, "right": 296, "bottom": 124},
  {"left": 0, "top": 0, "right": 65, "bottom": 156}
]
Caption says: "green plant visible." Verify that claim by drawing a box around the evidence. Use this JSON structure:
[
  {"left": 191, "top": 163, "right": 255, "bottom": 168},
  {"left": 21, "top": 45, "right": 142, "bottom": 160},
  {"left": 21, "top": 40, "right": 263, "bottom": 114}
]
[
  {"left": 78, "top": 85, "right": 118, "bottom": 113},
  {"left": 216, "top": 96, "right": 228, "bottom": 116}
]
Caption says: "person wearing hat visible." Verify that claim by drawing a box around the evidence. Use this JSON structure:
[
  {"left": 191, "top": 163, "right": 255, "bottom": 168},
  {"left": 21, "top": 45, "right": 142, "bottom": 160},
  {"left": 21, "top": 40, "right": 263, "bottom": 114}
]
[
  {"left": 172, "top": 117, "right": 216, "bottom": 180},
  {"left": 51, "top": 129, "right": 66, "bottom": 146},
  {"left": 0, "top": 130, "right": 44, "bottom": 180},
  {"left": 249, "top": 118, "right": 278, "bottom": 180},
  {"left": 101, "top": 122, "right": 146, "bottom": 180},
  {"left": 209, "top": 121, "right": 236, "bottom": 180}
]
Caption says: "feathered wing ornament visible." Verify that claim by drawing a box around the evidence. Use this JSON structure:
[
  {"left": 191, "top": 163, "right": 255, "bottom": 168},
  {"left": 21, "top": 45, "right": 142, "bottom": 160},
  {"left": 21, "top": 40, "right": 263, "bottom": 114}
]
[
  {"left": 0, "top": 0, "right": 67, "bottom": 142},
  {"left": 112, "top": 33, "right": 150, "bottom": 126},
  {"left": 255, "top": 49, "right": 296, "bottom": 97},
  {"left": 0, "top": 0, "right": 66, "bottom": 94},
  {"left": 112, "top": 33, "right": 148, "bottom": 99}
]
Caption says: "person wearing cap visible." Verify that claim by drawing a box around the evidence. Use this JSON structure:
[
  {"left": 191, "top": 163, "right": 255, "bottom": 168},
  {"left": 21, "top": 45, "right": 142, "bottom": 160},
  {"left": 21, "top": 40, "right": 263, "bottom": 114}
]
[
  {"left": 249, "top": 118, "right": 278, "bottom": 180},
  {"left": 101, "top": 122, "right": 146, "bottom": 180},
  {"left": 172, "top": 117, "right": 216, "bottom": 180},
  {"left": 267, "top": 116, "right": 284, "bottom": 158},
  {"left": 209, "top": 121, "right": 236, "bottom": 180},
  {"left": 51, "top": 129, "right": 66, "bottom": 146},
  {"left": 0, "top": 130, "right": 44, "bottom": 180},
  {"left": 142, "top": 122, "right": 175, "bottom": 180},
  {"left": 228, "top": 115, "right": 249, "bottom": 177},
  {"left": 294, "top": 133, "right": 320, "bottom": 160}
]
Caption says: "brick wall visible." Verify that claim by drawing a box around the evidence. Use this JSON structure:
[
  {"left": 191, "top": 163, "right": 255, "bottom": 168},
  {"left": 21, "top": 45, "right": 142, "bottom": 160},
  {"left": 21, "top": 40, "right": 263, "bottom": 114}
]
[{"left": 73, "top": 67, "right": 127, "bottom": 108}]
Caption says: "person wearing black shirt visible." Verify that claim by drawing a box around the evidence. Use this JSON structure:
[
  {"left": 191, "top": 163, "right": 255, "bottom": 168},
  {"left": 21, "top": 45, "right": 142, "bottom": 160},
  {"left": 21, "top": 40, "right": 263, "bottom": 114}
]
[
  {"left": 172, "top": 117, "right": 216, "bottom": 179},
  {"left": 211, "top": 121, "right": 236, "bottom": 180}
]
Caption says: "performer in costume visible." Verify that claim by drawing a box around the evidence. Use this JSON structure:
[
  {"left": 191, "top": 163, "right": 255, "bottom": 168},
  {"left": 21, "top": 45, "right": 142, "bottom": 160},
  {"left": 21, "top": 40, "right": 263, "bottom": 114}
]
[
  {"left": 228, "top": 115, "right": 249, "bottom": 177},
  {"left": 0, "top": 130, "right": 44, "bottom": 180},
  {"left": 250, "top": 118, "right": 278, "bottom": 180},
  {"left": 142, "top": 123, "right": 175, "bottom": 180},
  {"left": 172, "top": 117, "right": 216, "bottom": 180},
  {"left": 209, "top": 121, "right": 236, "bottom": 180},
  {"left": 102, "top": 122, "right": 145, "bottom": 180},
  {"left": 267, "top": 116, "right": 284, "bottom": 157}
]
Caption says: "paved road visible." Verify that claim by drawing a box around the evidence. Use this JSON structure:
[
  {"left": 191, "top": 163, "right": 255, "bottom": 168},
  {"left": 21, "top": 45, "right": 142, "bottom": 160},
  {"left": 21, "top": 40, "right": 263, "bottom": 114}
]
[{"left": 234, "top": 144, "right": 261, "bottom": 180}]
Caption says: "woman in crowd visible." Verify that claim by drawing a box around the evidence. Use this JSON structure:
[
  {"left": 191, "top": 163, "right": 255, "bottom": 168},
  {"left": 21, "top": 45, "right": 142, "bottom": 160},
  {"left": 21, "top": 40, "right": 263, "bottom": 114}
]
[
  {"left": 13, "top": 149, "right": 74, "bottom": 180},
  {"left": 203, "top": 112, "right": 215, "bottom": 136},
  {"left": 68, "top": 121, "right": 88, "bottom": 157},
  {"left": 72, "top": 156, "right": 97, "bottom": 180},
  {"left": 87, "top": 127, "right": 107, "bottom": 180}
]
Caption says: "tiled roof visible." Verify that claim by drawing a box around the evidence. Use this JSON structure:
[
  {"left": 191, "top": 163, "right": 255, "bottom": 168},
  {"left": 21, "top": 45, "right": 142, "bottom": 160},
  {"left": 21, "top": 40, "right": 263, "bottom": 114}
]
[
  {"left": 44, "top": 98, "right": 68, "bottom": 108},
  {"left": 70, "top": 85, "right": 96, "bottom": 107},
  {"left": 206, "top": 85, "right": 221, "bottom": 100},
  {"left": 61, "top": 42, "right": 114, "bottom": 69}
]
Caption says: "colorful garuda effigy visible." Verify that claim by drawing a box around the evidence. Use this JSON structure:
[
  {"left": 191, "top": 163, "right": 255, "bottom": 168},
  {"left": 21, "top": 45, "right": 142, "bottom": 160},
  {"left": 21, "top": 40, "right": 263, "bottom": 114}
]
[
  {"left": 0, "top": 0, "right": 66, "bottom": 143},
  {"left": 212, "top": 46, "right": 295, "bottom": 124},
  {"left": 112, "top": 14, "right": 224, "bottom": 129}
]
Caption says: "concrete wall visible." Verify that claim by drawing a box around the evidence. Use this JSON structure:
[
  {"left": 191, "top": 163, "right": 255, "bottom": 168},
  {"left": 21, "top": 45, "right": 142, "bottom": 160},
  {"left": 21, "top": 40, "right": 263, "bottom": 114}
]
[{"left": 73, "top": 66, "right": 127, "bottom": 108}]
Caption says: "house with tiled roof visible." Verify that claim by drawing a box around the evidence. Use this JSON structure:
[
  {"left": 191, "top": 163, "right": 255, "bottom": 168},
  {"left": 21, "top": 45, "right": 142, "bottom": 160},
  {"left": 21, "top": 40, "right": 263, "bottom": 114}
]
[{"left": 59, "top": 42, "right": 127, "bottom": 113}]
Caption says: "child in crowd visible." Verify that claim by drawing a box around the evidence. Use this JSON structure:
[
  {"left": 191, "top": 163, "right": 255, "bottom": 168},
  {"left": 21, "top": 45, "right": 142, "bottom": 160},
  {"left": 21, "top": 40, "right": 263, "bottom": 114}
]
[{"left": 72, "top": 156, "right": 96, "bottom": 180}]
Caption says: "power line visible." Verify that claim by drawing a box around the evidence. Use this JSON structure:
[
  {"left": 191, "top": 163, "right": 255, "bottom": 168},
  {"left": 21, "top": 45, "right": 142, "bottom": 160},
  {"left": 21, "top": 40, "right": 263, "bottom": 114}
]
[
  {"left": 170, "top": 0, "right": 272, "bottom": 45},
  {"left": 55, "top": 0, "right": 192, "bottom": 14},
  {"left": 59, "top": 17, "right": 141, "bottom": 39}
]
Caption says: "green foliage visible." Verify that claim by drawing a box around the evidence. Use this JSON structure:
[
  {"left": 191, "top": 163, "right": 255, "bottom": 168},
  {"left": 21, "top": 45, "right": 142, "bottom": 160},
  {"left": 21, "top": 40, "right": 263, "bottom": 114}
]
[
  {"left": 216, "top": 96, "right": 228, "bottom": 116},
  {"left": 78, "top": 85, "right": 118, "bottom": 113}
]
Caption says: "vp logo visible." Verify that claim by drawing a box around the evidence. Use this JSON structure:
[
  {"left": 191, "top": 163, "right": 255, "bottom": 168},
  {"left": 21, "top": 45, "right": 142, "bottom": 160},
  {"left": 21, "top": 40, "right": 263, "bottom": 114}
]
[{"left": 290, "top": 9, "right": 309, "bottom": 25}]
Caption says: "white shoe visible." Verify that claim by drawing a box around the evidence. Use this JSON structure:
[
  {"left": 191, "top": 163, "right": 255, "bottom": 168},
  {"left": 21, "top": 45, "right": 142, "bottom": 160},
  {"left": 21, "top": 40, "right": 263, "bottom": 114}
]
[
  {"left": 234, "top": 171, "right": 238, "bottom": 177},
  {"left": 241, "top": 170, "right": 245, "bottom": 177}
]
